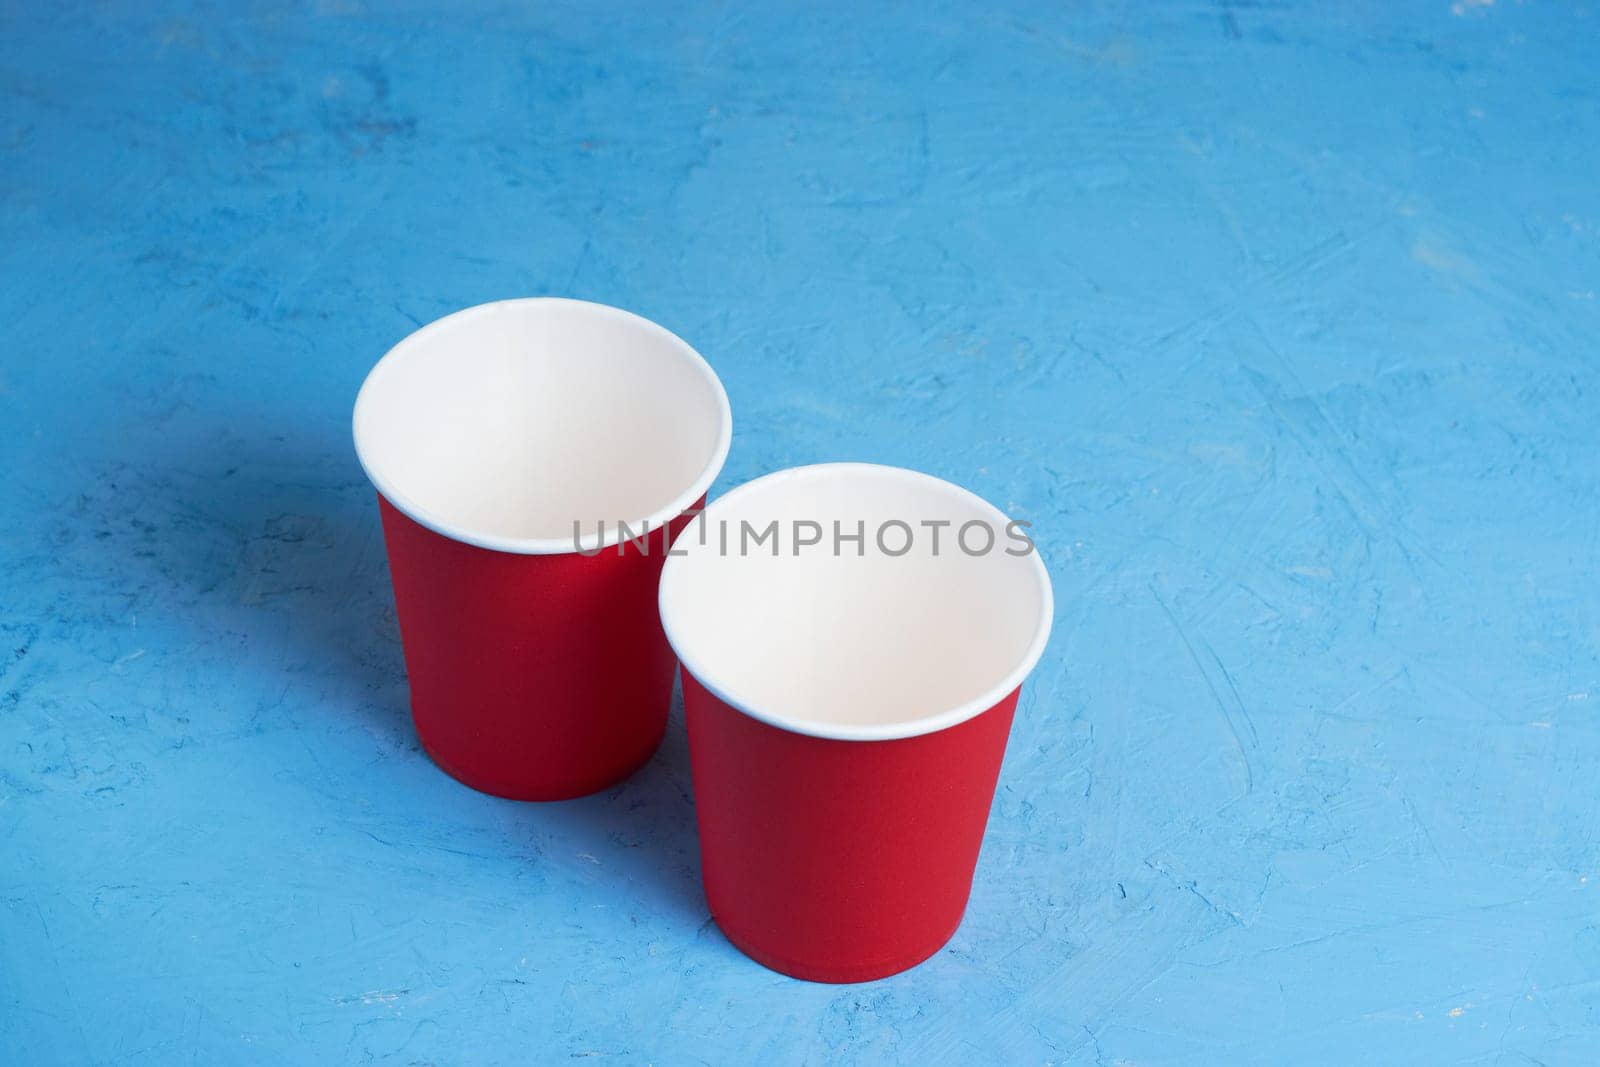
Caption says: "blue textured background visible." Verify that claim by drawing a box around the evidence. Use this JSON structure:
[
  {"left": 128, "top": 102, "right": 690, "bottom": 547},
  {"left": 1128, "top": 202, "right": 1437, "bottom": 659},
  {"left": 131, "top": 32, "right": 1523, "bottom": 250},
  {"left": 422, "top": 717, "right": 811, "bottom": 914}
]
[{"left": 3, "top": 1, "right": 1598, "bottom": 1062}]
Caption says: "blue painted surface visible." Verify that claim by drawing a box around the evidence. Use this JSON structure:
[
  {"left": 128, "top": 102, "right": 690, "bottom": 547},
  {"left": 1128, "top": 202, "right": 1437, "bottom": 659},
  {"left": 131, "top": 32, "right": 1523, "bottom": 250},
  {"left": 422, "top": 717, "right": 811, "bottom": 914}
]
[{"left": 3, "top": 1, "right": 1598, "bottom": 1061}]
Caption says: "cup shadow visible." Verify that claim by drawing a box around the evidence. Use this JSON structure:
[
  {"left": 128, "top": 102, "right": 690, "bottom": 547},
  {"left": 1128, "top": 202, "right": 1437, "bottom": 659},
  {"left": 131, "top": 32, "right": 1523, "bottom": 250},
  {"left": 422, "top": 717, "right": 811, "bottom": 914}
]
[
  {"left": 118, "top": 411, "right": 710, "bottom": 927},
  {"left": 122, "top": 418, "right": 412, "bottom": 742},
  {"left": 516, "top": 680, "right": 714, "bottom": 930}
]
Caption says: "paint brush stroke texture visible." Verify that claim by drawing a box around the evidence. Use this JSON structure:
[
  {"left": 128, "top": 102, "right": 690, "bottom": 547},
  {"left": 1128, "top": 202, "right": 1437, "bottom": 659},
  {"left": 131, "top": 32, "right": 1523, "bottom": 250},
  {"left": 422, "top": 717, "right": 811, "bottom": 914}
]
[{"left": 1, "top": 1, "right": 1597, "bottom": 1062}]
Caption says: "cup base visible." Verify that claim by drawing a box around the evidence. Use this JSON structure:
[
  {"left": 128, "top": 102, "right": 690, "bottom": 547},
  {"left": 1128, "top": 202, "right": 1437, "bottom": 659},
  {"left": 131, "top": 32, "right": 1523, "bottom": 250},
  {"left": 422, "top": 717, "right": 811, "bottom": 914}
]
[
  {"left": 711, "top": 910, "right": 966, "bottom": 984},
  {"left": 416, "top": 722, "right": 667, "bottom": 802}
]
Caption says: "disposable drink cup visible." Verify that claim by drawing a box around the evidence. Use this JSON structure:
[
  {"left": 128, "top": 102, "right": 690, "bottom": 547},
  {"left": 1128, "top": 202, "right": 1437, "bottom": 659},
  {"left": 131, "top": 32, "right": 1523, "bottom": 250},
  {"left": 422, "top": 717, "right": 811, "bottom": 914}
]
[
  {"left": 658, "top": 463, "right": 1053, "bottom": 981},
  {"left": 354, "top": 298, "right": 731, "bottom": 800}
]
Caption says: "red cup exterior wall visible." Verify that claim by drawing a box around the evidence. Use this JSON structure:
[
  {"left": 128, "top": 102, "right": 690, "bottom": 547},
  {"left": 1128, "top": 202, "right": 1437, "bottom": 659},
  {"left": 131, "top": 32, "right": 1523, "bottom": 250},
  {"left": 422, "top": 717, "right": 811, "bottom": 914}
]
[
  {"left": 379, "top": 495, "right": 702, "bottom": 801},
  {"left": 683, "top": 669, "right": 1020, "bottom": 983}
]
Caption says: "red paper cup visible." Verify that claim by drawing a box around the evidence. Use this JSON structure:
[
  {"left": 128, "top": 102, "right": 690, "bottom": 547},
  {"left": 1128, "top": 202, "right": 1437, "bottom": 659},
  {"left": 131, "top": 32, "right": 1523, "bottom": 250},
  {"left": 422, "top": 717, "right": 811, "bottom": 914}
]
[
  {"left": 353, "top": 298, "right": 731, "bottom": 800},
  {"left": 659, "top": 464, "right": 1053, "bottom": 982}
]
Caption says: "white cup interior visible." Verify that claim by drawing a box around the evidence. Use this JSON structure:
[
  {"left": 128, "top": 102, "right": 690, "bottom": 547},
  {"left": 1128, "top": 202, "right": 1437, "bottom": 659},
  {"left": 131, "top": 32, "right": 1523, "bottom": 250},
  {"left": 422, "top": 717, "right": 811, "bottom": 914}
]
[
  {"left": 658, "top": 464, "right": 1054, "bottom": 740},
  {"left": 353, "top": 299, "right": 731, "bottom": 553}
]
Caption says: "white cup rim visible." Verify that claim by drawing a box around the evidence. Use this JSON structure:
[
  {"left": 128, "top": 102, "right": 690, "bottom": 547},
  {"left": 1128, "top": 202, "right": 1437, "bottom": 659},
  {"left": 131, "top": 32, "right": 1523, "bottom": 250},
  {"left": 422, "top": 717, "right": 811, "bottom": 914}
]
[
  {"left": 352, "top": 297, "right": 733, "bottom": 556},
  {"left": 659, "top": 462, "right": 1055, "bottom": 742}
]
